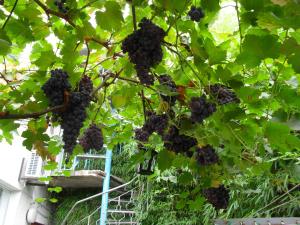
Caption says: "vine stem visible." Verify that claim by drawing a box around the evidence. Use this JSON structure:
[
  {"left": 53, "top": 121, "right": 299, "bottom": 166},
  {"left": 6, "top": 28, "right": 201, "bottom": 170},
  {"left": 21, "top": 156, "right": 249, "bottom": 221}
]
[
  {"left": 82, "top": 41, "right": 90, "bottom": 77},
  {"left": 131, "top": 3, "right": 147, "bottom": 121},
  {"left": 0, "top": 72, "right": 15, "bottom": 90},
  {"left": 33, "top": 0, "right": 76, "bottom": 27},
  {"left": 1, "top": 0, "right": 18, "bottom": 29},
  {"left": 132, "top": 4, "right": 137, "bottom": 31},
  {"left": 235, "top": 0, "right": 243, "bottom": 53},
  {"left": 0, "top": 104, "right": 66, "bottom": 120}
]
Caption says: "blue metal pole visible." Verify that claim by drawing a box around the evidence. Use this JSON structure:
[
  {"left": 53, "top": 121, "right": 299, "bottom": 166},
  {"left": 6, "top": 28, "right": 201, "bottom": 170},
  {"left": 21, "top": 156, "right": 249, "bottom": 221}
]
[{"left": 99, "top": 149, "right": 113, "bottom": 225}]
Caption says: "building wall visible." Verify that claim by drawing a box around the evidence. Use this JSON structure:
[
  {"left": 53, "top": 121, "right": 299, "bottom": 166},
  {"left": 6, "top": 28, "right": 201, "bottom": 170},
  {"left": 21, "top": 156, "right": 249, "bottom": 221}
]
[{"left": 0, "top": 138, "right": 51, "bottom": 225}]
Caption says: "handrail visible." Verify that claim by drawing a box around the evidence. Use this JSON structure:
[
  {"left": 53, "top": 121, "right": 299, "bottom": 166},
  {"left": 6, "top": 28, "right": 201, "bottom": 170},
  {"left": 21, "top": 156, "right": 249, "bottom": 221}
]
[
  {"left": 61, "top": 176, "right": 138, "bottom": 225},
  {"left": 74, "top": 187, "right": 138, "bottom": 225}
]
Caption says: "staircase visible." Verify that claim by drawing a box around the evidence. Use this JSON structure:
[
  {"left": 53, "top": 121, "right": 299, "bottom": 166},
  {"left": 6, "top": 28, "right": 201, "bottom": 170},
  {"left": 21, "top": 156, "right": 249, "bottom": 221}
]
[
  {"left": 70, "top": 187, "right": 139, "bottom": 225},
  {"left": 62, "top": 177, "right": 140, "bottom": 225},
  {"left": 101, "top": 187, "right": 138, "bottom": 225}
]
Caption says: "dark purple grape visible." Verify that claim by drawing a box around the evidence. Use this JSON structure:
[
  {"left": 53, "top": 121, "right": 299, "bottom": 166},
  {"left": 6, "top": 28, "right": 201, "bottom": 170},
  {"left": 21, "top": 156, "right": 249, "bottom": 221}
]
[
  {"left": 135, "top": 128, "right": 151, "bottom": 142},
  {"left": 41, "top": 69, "right": 71, "bottom": 107},
  {"left": 189, "top": 95, "right": 216, "bottom": 123},
  {"left": 79, "top": 124, "right": 104, "bottom": 152},
  {"left": 203, "top": 185, "right": 230, "bottom": 209},
  {"left": 158, "top": 75, "right": 177, "bottom": 106},
  {"left": 134, "top": 112, "right": 169, "bottom": 142},
  {"left": 195, "top": 145, "right": 219, "bottom": 166},
  {"left": 163, "top": 126, "right": 197, "bottom": 154},
  {"left": 42, "top": 72, "right": 93, "bottom": 154},
  {"left": 207, "top": 84, "right": 239, "bottom": 105},
  {"left": 121, "top": 18, "right": 165, "bottom": 85},
  {"left": 136, "top": 66, "right": 155, "bottom": 85},
  {"left": 188, "top": 6, "right": 205, "bottom": 22}
]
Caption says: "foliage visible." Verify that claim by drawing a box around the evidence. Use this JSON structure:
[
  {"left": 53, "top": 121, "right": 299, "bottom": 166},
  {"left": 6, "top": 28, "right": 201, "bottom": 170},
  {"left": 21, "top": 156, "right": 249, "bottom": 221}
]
[
  {"left": 52, "top": 188, "right": 101, "bottom": 225},
  {"left": 0, "top": 0, "right": 300, "bottom": 221},
  {"left": 136, "top": 169, "right": 300, "bottom": 225}
]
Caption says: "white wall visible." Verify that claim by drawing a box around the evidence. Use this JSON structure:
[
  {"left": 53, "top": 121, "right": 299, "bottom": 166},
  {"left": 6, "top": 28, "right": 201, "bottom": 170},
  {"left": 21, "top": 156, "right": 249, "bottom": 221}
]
[{"left": 0, "top": 135, "right": 51, "bottom": 225}]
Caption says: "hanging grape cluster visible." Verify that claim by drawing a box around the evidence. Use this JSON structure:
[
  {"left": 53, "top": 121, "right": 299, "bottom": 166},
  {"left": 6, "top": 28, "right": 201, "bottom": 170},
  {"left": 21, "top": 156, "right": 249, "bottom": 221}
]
[
  {"left": 203, "top": 185, "right": 230, "bottom": 210},
  {"left": 163, "top": 126, "right": 197, "bottom": 156},
  {"left": 188, "top": 6, "right": 205, "bottom": 22},
  {"left": 158, "top": 75, "right": 177, "bottom": 106},
  {"left": 54, "top": 0, "right": 69, "bottom": 14},
  {"left": 79, "top": 75, "right": 93, "bottom": 105},
  {"left": 189, "top": 95, "right": 216, "bottom": 123},
  {"left": 135, "top": 112, "right": 169, "bottom": 142},
  {"left": 79, "top": 124, "right": 104, "bottom": 152},
  {"left": 41, "top": 69, "right": 71, "bottom": 107},
  {"left": 42, "top": 71, "right": 93, "bottom": 154},
  {"left": 207, "top": 84, "right": 239, "bottom": 105},
  {"left": 121, "top": 18, "right": 166, "bottom": 85},
  {"left": 195, "top": 145, "right": 219, "bottom": 166}
]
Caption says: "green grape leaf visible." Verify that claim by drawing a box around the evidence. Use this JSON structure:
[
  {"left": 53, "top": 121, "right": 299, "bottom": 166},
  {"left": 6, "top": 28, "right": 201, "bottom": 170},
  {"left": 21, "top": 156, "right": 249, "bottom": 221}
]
[{"left": 96, "top": 1, "right": 124, "bottom": 31}]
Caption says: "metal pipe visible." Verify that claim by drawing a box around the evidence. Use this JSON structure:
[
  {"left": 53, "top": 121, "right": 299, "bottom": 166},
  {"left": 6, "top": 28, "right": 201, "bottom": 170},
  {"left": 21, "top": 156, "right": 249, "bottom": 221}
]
[{"left": 100, "top": 149, "right": 113, "bottom": 225}]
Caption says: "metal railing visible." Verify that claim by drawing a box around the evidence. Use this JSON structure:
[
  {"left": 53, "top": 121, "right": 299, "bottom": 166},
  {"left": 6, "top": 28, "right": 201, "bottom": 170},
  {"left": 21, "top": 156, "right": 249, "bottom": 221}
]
[
  {"left": 61, "top": 176, "right": 138, "bottom": 225},
  {"left": 74, "top": 187, "right": 138, "bottom": 225}
]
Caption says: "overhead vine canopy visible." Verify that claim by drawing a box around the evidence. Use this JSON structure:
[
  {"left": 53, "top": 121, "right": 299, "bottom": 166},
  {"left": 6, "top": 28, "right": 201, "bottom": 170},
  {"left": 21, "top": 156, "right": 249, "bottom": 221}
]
[{"left": 0, "top": 0, "right": 300, "bottom": 210}]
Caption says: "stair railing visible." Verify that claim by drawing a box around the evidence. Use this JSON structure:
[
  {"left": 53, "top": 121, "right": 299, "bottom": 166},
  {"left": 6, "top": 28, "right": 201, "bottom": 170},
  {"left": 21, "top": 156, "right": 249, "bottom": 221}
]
[
  {"left": 74, "top": 187, "right": 138, "bottom": 225},
  {"left": 61, "top": 176, "right": 138, "bottom": 225}
]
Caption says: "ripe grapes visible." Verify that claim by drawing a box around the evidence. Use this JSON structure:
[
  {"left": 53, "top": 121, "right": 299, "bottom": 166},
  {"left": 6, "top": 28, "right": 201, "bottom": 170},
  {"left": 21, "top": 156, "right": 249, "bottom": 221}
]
[
  {"left": 203, "top": 185, "right": 230, "bottom": 209},
  {"left": 195, "top": 145, "right": 219, "bottom": 166},
  {"left": 41, "top": 69, "right": 71, "bottom": 107},
  {"left": 163, "top": 126, "right": 197, "bottom": 155},
  {"left": 188, "top": 6, "right": 205, "bottom": 22},
  {"left": 158, "top": 75, "right": 177, "bottom": 106},
  {"left": 134, "top": 112, "right": 169, "bottom": 142},
  {"left": 79, "top": 124, "right": 104, "bottom": 152},
  {"left": 122, "top": 18, "right": 165, "bottom": 85},
  {"left": 189, "top": 95, "right": 216, "bottom": 123},
  {"left": 207, "top": 84, "right": 239, "bottom": 105},
  {"left": 42, "top": 71, "right": 93, "bottom": 154}
]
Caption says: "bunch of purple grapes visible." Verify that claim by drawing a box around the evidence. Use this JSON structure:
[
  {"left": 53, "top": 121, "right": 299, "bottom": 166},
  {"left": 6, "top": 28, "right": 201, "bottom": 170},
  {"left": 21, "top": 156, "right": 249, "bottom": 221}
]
[
  {"left": 189, "top": 95, "right": 216, "bottom": 123},
  {"left": 195, "top": 145, "right": 219, "bottom": 166},
  {"left": 163, "top": 126, "right": 197, "bottom": 156},
  {"left": 158, "top": 75, "right": 177, "bottom": 106},
  {"left": 203, "top": 185, "right": 230, "bottom": 209},
  {"left": 135, "top": 112, "right": 169, "bottom": 142},
  {"left": 42, "top": 71, "right": 93, "bottom": 154},
  {"left": 41, "top": 69, "right": 71, "bottom": 107},
  {"left": 207, "top": 84, "right": 239, "bottom": 105},
  {"left": 122, "top": 18, "right": 166, "bottom": 85},
  {"left": 188, "top": 6, "right": 205, "bottom": 22},
  {"left": 79, "top": 124, "right": 104, "bottom": 152},
  {"left": 61, "top": 77, "right": 93, "bottom": 154}
]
